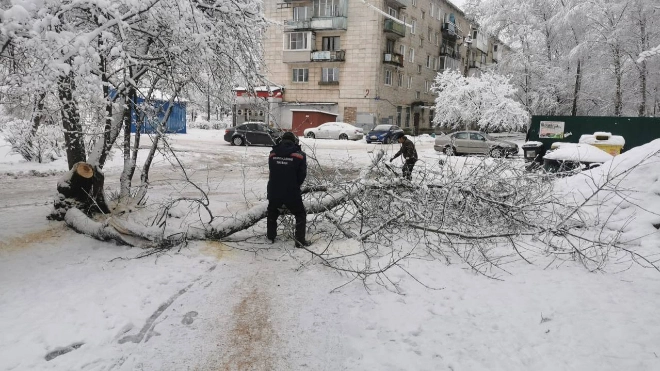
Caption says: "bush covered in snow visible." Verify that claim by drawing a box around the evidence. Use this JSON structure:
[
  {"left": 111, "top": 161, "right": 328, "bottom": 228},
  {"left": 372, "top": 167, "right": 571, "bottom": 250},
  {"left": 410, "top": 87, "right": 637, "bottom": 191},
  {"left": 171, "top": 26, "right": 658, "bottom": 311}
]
[
  {"left": 1, "top": 119, "right": 64, "bottom": 163},
  {"left": 188, "top": 119, "right": 229, "bottom": 130}
]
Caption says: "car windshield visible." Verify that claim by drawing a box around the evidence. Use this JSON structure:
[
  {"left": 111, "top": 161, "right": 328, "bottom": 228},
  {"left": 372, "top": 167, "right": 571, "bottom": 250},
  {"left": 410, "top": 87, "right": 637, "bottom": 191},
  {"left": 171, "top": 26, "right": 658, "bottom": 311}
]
[{"left": 372, "top": 125, "right": 391, "bottom": 131}]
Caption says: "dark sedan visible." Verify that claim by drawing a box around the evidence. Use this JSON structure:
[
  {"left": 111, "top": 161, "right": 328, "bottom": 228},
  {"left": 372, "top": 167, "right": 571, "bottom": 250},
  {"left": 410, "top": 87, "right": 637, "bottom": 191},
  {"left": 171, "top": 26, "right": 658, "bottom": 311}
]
[
  {"left": 224, "top": 122, "right": 283, "bottom": 146},
  {"left": 366, "top": 125, "right": 404, "bottom": 144}
]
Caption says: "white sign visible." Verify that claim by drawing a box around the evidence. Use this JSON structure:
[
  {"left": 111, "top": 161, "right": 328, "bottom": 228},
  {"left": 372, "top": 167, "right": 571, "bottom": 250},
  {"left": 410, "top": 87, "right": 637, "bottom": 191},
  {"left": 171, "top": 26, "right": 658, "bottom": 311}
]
[{"left": 539, "top": 121, "right": 565, "bottom": 139}]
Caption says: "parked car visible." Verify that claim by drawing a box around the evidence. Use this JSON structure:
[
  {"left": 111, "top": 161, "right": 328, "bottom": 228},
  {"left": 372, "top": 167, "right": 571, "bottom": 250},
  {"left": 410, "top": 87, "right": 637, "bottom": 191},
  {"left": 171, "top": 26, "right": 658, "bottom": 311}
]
[
  {"left": 366, "top": 125, "right": 404, "bottom": 144},
  {"left": 434, "top": 131, "right": 519, "bottom": 157},
  {"left": 224, "top": 122, "right": 283, "bottom": 146},
  {"left": 304, "top": 122, "right": 364, "bottom": 140}
]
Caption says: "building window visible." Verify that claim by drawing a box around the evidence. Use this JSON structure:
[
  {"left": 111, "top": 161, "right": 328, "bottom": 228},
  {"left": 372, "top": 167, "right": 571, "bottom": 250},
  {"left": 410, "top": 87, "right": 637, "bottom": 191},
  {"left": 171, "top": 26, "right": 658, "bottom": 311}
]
[
  {"left": 398, "top": 73, "right": 403, "bottom": 87},
  {"left": 293, "top": 6, "right": 309, "bottom": 21},
  {"left": 315, "top": 0, "right": 343, "bottom": 17},
  {"left": 388, "top": 7, "right": 397, "bottom": 18},
  {"left": 494, "top": 44, "right": 499, "bottom": 52},
  {"left": 397, "top": 106, "right": 402, "bottom": 126},
  {"left": 426, "top": 55, "right": 432, "bottom": 68},
  {"left": 292, "top": 68, "right": 309, "bottom": 82},
  {"left": 322, "top": 36, "right": 340, "bottom": 51},
  {"left": 473, "top": 30, "right": 478, "bottom": 39},
  {"left": 411, "top": 20, "right": 417, "bottom": 34},
  {"left": 428, "top": 27, "right": 433, "bottom": 41},
  {"left": 419, "top": 36, "right": 424, "bottom": 47},
  {"left": 417, "top": 64, "right": 422, "bottom": 73},
  {"left": 407, "top": 76, "right": 413, "bottom": 89},
  {"left": 286, "top": 32, "right": 308, "bottom": 50},
  {"left": 405, "top": 107, "right": 411, "bottom": 127},
  {"left": 416, "top": 91, "right": 421, "bottom": 99},
  {"left": 322, "top": 67, "right": 339, "bottom": 82},
  {"left": 386, "top": 39, "right": 395, "bottom": 53},
  {"left": 237, "top": 109, "right": 243, "bottom": 116},
  {"left": 408, "top": 48, "right": 415, "bottom": 63},
  {"left": 399, "top": 44, "right": 406, "bottom": 56},
  {"left": 421, "top": 11, "right": 425, "bottom": 20},
  {"left": 385, "top": 70, "right": 393, "bottom": 86},
  {"left": 435, "top": 33, "right": 440, "bottom": 46},
  {"left": 433, "top": 57, "right": 438, "bottom": 70},
  {"left": 431, "top": 4, "right": 435, "bottom": 18},
  {"left": 425, "top": 80, "right": 431, "bottom": 92}
]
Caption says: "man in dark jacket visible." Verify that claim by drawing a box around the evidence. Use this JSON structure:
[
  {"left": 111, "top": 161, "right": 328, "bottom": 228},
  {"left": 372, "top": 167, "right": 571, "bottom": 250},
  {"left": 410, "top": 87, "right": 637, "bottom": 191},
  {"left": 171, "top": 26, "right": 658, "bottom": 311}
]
[
  {"left": 267, "top": 132, "right": 310, "bottom": 248},
  {"left": 390, "top": 135, "right": 418, "bottom": 181}
]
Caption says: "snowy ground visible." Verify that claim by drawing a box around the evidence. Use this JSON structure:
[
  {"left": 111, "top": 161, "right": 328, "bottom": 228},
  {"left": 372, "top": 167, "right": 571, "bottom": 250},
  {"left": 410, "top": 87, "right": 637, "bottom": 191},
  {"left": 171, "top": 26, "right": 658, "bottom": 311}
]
[{"left": 1, "top": 130, "right": 660, "bottom": 371}]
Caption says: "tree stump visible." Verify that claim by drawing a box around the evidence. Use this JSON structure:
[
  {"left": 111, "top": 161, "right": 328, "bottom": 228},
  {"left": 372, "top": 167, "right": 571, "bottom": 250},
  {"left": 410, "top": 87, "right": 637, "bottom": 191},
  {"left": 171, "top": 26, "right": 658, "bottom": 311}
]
[{"left": 49, "top": 162, "right": 110, "bottom": 220}]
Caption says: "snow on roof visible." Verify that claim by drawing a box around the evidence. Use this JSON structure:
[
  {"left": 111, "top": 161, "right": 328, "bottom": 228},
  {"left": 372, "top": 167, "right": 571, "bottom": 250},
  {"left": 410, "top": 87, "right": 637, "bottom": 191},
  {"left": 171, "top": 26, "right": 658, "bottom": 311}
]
[
  {"left": 544, "top": 143, "right": 613, "bottom": 163},
  {"left": 234, "top": 85, "right": 283, "bottom": 92},
  {"left": 579, "top": 134, "right": 626, "bottom": 146},
  {"left": 289, "top": 109, "right": 338, "bottom": 116}
]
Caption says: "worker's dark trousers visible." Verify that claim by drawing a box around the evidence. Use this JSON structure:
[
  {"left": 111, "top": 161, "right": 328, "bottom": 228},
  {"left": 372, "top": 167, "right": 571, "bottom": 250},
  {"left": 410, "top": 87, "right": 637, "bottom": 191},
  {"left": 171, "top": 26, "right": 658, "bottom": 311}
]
[{"left": 266, "top": 198, "right": 306, "bottom": 243}]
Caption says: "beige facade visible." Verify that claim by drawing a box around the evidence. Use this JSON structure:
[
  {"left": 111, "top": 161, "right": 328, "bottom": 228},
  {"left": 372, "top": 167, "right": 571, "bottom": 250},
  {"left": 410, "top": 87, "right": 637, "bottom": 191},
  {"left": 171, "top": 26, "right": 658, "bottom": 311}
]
[{"left": 263, "top": 0, "right": 501, "bottom": 133}]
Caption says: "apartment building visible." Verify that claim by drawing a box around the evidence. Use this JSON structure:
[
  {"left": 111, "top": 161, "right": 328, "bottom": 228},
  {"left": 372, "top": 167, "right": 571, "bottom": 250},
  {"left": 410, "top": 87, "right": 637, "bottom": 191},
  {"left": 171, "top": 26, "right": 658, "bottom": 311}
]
[{"left": 261, "top": 0, "right": 502, "bottom": 134}]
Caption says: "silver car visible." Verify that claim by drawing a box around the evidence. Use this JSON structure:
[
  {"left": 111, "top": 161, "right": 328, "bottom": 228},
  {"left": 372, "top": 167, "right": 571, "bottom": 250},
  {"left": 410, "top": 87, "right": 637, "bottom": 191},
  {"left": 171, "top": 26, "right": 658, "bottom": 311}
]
[
  {"left": 434, "top": 131, "right": 519, "bottom": 157},
  {"left": 303, "top": 122, "right": 364, "bottom": 140}
]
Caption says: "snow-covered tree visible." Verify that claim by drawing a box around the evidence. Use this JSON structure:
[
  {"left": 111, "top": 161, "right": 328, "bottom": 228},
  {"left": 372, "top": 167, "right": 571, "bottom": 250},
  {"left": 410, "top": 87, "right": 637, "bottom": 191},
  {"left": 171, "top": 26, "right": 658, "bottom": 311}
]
[
  {"left": 1, "top": 0, "right": 267, "bottom": 217},
  {"left": 469, "top": 0, "right": 660, "bottom": 117},
  {"left": 431, "top": 70, "right": 529, "bottom": 132}
]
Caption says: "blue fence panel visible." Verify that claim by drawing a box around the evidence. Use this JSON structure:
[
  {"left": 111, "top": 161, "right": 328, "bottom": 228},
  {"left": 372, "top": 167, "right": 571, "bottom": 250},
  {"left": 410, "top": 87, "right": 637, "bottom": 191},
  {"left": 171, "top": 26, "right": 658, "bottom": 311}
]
[{"left": 130, "top": 98, "right": 187, "bottom": 134}]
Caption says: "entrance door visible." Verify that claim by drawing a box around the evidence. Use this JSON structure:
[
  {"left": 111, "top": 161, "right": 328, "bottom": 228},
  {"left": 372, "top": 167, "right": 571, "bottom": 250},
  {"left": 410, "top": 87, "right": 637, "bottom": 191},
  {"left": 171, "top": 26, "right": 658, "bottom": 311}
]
[{"left": 413, "top": 113, "right": 420, "bottom": 135}]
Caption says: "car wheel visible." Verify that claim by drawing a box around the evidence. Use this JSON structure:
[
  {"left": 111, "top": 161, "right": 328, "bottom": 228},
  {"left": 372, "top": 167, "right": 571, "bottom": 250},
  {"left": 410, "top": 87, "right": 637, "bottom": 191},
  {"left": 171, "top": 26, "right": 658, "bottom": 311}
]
[
  {"left": 232, "top": 136, "right": 244, "bottom": 146},
  {"left": 306, "top": 132, "right": 315, "bottom": 139},
  {"left": 339, "top": 133, "right": 348, "bottom": 140},
  {"left": 444, "top": 146, "right": 456, "bottom": 156},
  {"left": 490, "top": 147, "right": 505, "bottom": 158}
]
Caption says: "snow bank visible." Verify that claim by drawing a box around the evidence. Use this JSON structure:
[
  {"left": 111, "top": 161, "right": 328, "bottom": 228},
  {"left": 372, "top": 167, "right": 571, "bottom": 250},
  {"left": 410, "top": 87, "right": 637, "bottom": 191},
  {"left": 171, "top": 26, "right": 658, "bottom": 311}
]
[
  {"left": 556, "top": 139, "right": 660, "bottom": 245},
  {"left": 544, "top": 143, "right": 613, "bottom": 163}
]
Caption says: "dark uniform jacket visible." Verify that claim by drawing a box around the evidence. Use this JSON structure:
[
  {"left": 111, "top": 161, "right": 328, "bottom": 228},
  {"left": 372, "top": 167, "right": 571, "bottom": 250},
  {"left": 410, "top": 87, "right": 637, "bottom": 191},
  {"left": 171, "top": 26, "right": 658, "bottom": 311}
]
[
  {"left": 267, "top": 140, "right": 307, "bottom": 201},
  {"left": 392, "top": 138, "right": 418, "bottom": 162}
]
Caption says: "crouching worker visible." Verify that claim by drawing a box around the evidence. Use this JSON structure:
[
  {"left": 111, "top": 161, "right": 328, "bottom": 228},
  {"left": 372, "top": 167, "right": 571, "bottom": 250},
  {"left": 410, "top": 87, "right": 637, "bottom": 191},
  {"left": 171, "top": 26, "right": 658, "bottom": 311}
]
[
  {"left": 267, "top": 132, "right": 310, "bottom": 248},
  {"left": 390, "top": 135, "right": 418, "bottom": 181}
]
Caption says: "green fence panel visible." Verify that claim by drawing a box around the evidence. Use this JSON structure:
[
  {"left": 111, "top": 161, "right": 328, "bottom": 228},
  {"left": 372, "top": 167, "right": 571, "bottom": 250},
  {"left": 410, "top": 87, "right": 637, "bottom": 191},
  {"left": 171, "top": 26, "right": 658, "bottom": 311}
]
[{"left": 528, "top": 116, "right": 660, "bottom": 152}]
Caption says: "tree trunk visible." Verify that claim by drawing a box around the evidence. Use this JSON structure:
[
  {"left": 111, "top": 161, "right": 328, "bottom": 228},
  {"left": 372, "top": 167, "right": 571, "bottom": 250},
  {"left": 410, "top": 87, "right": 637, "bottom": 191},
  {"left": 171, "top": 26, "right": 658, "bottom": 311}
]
[
  {"left": 571, "top": 59, "right": 581, "bottom": 116},
  {"left": 638, "top": 14, "right": 648, "bottom": 117},
  {"left": 50, "top": 162, "right": 110, "bottom": 220},
  {"left": 58, "top": 66, "right": 86, "bottom": 169},
  {"left": 119, "top": 88, "right": 136, "bottom": 200},
  {"left": 613, "top": 46, "right": 623, "bottom": 117},
  {"left": 97, "top": 50, "right": 114, "bottom": 168}
]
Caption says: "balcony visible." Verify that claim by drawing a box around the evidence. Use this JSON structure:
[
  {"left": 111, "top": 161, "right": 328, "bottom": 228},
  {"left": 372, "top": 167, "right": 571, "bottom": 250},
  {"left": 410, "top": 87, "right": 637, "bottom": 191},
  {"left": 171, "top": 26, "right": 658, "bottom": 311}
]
[
  {"left": 311, "top": 50, "right": 346, "bottom": 62},
  {"left": 283, "top": 50, "right": 312, "bottom": 63},
  {"left": 285, "top": 17, "right": 347, "bottom": 31},
  {"left": 383, "top": 53, "right": 404, "bottom": 67},
  {"left": 439, "top": 47, "right": 459, "bottom": 60},
  {"left": 387, "top": 0, "right": 410, "bottom": 7},
  {"left": 384, "top": 19, "right": 406, "bottom": 38},
  {"left": 441, "top": 22, "right": 458, "bottom": 39}
]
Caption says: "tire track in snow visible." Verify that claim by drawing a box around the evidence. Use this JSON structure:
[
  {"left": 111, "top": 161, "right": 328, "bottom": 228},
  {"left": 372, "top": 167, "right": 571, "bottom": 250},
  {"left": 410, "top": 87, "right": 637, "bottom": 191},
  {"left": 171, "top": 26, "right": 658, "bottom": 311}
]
[{"left": 220, "top": 286, "right": 276, "bottom": 371}]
